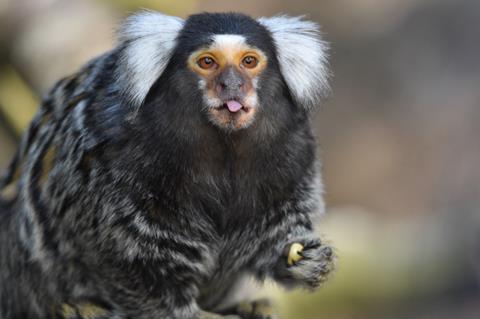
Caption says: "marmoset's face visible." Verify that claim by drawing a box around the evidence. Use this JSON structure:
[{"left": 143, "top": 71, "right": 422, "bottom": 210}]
[
  {"left": 188, "top": 35, "right": 268, "bottom": 131},
  {"left": 121, "top": 12, "right": 328, "bottom": 134}
]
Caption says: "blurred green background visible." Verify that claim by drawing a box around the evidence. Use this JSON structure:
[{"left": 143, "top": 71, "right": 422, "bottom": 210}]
[{"left": 1, "top": 0, "right": 479, "bottom": 318}]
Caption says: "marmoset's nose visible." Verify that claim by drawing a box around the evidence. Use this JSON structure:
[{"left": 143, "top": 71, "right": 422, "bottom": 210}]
[{"left": 216, "top": 67, "right": 246, "bottom": 96}]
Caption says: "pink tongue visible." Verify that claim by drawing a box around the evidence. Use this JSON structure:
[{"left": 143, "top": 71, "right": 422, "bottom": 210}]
[{"left": 226, "top": 100, "right": 243, "bottom": 113}]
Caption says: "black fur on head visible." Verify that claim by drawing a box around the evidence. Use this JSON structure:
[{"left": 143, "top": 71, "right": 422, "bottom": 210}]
[{"left": 175, "top": 12, "right": 276, "bottom": 54}]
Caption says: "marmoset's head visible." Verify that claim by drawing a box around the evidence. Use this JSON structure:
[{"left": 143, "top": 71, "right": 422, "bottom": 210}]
[{"left": 117, "top": 12, "right": 329, "bottom": 132}]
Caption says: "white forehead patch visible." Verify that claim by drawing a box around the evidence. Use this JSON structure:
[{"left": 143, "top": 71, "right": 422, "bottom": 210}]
[
  {"left": 210, "top": 34, "right": 248, "bottom": 60},
  {"left": 212, "top": 34, "right": 246, "bottom": 47}
]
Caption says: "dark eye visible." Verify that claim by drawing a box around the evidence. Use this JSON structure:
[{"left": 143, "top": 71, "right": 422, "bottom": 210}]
[
  {"left": 242, "top": 56, "right": 258, "bottom": 69},
  {"left": 198, "top": 56, "right": 217, "bottom": 70}
]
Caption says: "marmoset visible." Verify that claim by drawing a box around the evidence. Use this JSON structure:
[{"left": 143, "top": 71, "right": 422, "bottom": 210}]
[{"left": 0, "top": 11, "right": 335, "bottom": 319}]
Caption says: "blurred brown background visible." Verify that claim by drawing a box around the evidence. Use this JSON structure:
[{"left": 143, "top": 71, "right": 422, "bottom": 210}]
[{"left": 1, "top": 0, "right": 479, "bottom": 318}]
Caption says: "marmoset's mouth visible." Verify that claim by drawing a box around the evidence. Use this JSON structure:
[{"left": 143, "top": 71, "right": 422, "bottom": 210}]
[
  {"left": 208, "top": 97, "right": 257, "bottom": 131},
  {"left": 219, "top": 100, "right": 251, "bottom": 113}
]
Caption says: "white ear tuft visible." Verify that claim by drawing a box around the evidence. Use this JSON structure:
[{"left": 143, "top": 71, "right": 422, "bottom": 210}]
[
  {"left": 117, "top": 11, "right": 184, "bottom": 106},
  {"left": 258, "top": 15, "right": 330, "bottom": 110}
]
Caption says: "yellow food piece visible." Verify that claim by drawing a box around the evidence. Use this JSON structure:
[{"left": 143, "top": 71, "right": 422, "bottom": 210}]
[
  {"left": 59, "top": 304, "right": 77, "bottom": 318},
  {"left": 77, "top": 303, "right": 109, "bottom": 319},
  {"left": 57, "top": 302, "right": 108, "bottom": 319},
  {"left": 287, "top": 243, "right": 304, "bottom": 265}
]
